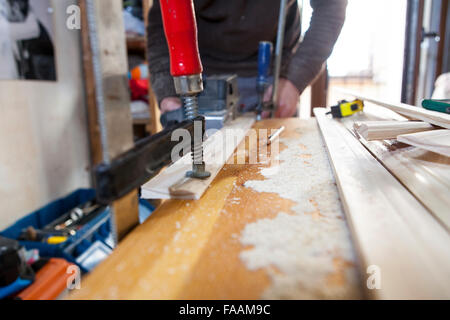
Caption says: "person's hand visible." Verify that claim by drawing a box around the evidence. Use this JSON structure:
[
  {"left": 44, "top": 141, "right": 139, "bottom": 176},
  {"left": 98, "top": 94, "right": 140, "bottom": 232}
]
[
  {"left": 160, "top": 97, "right": 182, "bottom": 114},
  {"left": 264, "top": 78, "right": 300, "bottom": 118}
]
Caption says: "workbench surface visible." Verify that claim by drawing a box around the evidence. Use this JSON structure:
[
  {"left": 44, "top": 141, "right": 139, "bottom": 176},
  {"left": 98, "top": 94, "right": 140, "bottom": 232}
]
[{"left": 71, "top": 118, "right": 363, "bottom": 300}]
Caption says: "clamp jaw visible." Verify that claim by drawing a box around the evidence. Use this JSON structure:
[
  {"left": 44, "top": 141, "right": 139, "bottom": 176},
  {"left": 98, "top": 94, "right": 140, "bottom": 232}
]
[{"left": 160, "top": 0, "right": 210, "bottom": 179}]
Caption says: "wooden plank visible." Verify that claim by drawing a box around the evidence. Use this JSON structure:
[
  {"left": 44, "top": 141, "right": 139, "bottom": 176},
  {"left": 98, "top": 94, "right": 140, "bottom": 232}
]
[
  {"left": 339, "top": 105, "right": 450, "bottom": 231},
  {"left": 141, "top": 116, "right": 255, "bottom": 200},
  {"left": 80, "top": 0, "right": 102, "bottom": 167},
  {"left": 337, "top": 89, "right": 450, "bottom": 129},
  {"left": 353, "top": 121, "right": 435, "bottom": 140},
  {"left": 83, "top": 0, "right": 138, "bottom": 242},
  {"left": 90, "top": 0, "right": 134, "bottom": 159},
  {"left": 397, "top": 129, "right": 450, "bottom": 158},
  {"left": 314, "top": 108, "right": 450, "bottom": 299},
  {"left": 70, "top": 118, "right": 362, "bottom": 300},
  {"left": 357, "top": 137, "right": 450, "bottom": 230}
]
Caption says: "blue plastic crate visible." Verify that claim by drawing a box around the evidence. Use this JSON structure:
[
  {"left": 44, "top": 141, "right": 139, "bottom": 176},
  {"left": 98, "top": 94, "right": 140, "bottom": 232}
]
[{"left": 1, "top": 189, "right": 154, "bottom": 273}]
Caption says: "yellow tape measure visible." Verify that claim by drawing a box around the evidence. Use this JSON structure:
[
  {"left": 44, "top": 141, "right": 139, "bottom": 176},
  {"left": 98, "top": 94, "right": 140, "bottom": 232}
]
[{"left": 328, "top": 99, "right": 364, "bottom": 118}]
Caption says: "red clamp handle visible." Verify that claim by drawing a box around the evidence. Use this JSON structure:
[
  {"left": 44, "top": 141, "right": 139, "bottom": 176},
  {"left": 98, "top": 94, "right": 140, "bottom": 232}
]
[{"left": 160, "top": 0, "right": 203, "bottom": 77}]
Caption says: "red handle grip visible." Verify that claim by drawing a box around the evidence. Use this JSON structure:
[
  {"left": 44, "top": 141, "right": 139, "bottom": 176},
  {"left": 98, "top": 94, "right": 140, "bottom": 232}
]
[{"left": 160, "top": 0, "right": 203, "bottom": 77}]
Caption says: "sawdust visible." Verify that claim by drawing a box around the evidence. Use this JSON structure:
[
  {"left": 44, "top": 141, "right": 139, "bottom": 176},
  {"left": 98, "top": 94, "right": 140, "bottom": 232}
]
[{"left": 241, "top": 123, "right": 362, "bottom": 299}]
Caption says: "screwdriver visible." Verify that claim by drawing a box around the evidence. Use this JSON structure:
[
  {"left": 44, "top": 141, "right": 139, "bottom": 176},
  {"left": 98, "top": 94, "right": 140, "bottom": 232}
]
[{"left": 256, "top": 41, "right": 273, "bottom": 121}]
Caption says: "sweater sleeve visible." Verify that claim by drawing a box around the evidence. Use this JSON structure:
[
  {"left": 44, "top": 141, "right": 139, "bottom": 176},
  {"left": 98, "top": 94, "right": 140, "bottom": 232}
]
[
  {"left": 147, "top": 1, "right": 177, "bottom": 105},
  {"left": 284, "top": 0, "right": 347, "bottom": 94}
]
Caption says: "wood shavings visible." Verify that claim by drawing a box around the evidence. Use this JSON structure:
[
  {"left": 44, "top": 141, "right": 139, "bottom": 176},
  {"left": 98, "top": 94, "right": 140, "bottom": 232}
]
[{"left": 241, "top": 122, "right": 362, "bottom": 299}]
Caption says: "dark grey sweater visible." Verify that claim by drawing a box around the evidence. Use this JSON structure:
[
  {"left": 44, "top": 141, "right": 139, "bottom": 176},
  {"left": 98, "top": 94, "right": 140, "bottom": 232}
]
[{"left": 147, "top": 0, "right": 347, "bottom": 104}]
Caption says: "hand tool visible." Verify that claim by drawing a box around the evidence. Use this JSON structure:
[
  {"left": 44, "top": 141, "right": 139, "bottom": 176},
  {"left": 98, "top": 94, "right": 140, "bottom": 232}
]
[
  {"left": 18, "top": 227, "right": 74, "bottom": 242},
  {"left": 16, "top": 258, "right": 75, "bottom": 300},
  {"left": 160, "top": 0, "right": 210, "bottom": 179},
  {"left": 268, "top": 126, "right": 286, "bottom": 145},
  {"left": 45, "top": 202, "right": 101, "bottom": 232},
  {"left": 256, "top": 42, "right": 273, "bottom": 121},
  {"left": 94, "top": 118, "right": 198, "bottom": 204},
  {"left": 255, "top": 0, "right": 288, "bottom": 120},
  {"left": 327, "top": 99, "right": 364, "bottom": 118},
  {"left": 422, "top": 99, "right": 450, "bottom": 114},
  {"left": 46, "top": 236, "right": 68, "bottom": 245}
]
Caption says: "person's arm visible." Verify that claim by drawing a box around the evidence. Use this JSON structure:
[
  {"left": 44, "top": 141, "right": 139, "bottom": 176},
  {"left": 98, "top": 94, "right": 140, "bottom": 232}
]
[
  {"left": 285, "top": 0, "right": 347, "bottom": 94},
  {"left": 147, "top": 1, "right": 180, "bottom": 111},
  {"left": 271, "top": 0, "right": 347, "bottom": 117}
]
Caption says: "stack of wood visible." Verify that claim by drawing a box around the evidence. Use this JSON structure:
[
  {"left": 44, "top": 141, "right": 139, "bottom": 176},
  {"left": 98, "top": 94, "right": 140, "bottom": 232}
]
[
  {"left": 314, "top": 94, "right": 450, "bottom": 299},
  {"left": 352, "top": 98, "right": 450, "bottom": 158}
]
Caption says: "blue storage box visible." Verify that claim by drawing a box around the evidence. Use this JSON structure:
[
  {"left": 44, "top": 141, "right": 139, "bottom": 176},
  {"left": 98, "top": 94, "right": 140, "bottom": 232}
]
[{"left": 1, "top": 189, "right": 154, "bottom": 273}]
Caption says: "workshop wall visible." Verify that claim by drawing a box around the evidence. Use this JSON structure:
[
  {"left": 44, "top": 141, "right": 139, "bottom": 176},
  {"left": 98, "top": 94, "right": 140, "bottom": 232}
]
[{"left": 0, "top": 0, "right": 91, "bottom": 229}]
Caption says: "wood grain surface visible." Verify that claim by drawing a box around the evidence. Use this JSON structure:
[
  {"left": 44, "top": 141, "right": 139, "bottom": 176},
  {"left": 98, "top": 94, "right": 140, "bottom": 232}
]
[
  {"left": 353, "top": 121, "right": 435, "bottom": 141},
  {"left": 341, "top": 104, "right": 450, "bottom": 230},
  {"left": 315, "top": 108, "right": 450, "bottom": 299},
  {"left": 142, "top": 116, "right": 255, "bottom": 200},
  {"left": 70, "top": 118, "right": 361, "bottom": 300},
  {"left": 397, "top": 129, "right": 450, "bottom": 158}
]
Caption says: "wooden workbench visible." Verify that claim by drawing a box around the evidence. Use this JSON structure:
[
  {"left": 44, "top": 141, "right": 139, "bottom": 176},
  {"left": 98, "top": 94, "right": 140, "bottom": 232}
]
[{"left": 71, "top": 118, "right": 363, "bottom": 300}]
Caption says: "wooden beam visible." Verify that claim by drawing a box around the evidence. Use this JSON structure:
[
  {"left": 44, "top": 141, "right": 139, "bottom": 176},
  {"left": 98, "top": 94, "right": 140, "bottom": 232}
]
[
  {"left": 353, "top": 120, "right": 435, "bottom": 140},
  {"left": 339, "top": 105, "right": 450, "bottom": 232},
  {"left": 315, "top": 108, "right": 450, "bottom": 299},
  {"left": 357, "top": 137, "right": 450, "bottom": 230},
  {"left": 81, "top": 0, "right": 139, "bottom": 242},
  {"left": 80, "top": 0, "right": 102, "bottom": 166},
  {"left": 141, "top": 116, "right": 255, "bottom": 200},
  {"left": 397, "top": 129, "right": 450, "bottom": 158}
]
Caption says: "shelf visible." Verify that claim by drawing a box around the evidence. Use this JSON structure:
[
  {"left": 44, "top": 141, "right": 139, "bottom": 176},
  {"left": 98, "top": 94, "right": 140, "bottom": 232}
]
[{"left": 126, "top": 35, "right": 146, "bottom": 54}]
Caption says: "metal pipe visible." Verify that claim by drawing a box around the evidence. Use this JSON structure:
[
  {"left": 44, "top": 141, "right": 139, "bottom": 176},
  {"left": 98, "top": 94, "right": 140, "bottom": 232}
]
[
  {"left": 401, "top": 0, "right": 424, "bottom": 105},
  {"left": 272, "top": 0, "right": 288, "bottom": 110}
]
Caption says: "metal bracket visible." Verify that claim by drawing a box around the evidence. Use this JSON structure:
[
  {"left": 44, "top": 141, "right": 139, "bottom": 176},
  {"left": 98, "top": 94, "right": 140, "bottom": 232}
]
[{"left": 94, "top": 117, "right": 202, "bottom": 204}]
